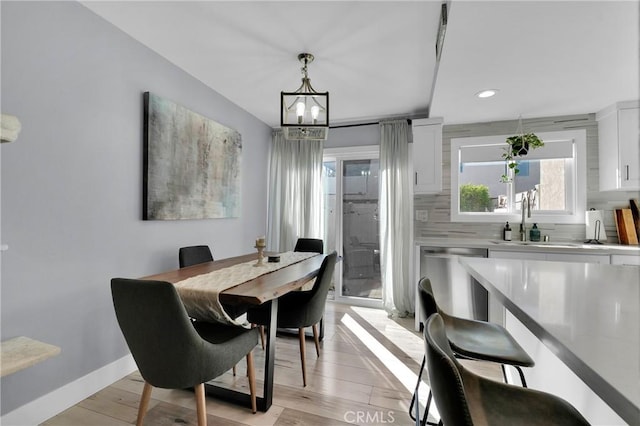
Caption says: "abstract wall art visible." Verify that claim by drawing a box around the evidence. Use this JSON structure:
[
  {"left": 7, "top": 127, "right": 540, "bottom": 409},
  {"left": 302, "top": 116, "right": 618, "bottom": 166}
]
[{"left": 143, "top": 92, "right": 242, "bottom": 220}]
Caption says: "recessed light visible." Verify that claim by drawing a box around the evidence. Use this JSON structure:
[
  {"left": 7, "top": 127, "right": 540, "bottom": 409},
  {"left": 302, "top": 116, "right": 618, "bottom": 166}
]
[{"left": 476, "top": 89, "right": 498, "bottom": 98}]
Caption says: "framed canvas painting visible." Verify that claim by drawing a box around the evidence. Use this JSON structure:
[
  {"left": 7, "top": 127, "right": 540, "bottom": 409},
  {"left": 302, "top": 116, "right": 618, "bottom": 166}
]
[{"left": 143, "top": 92, "right": 242, "bottom": 220}]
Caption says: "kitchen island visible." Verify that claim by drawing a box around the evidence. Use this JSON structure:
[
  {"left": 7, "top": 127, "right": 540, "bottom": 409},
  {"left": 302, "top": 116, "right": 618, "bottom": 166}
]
[{"left": 459, "top": 257, "right": 639, "bottom": 425}]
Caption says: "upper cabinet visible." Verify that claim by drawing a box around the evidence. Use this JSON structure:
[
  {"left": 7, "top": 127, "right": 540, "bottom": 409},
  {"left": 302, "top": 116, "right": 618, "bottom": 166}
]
[
  {"left": 596, "top": 101, "right": 640, "bottom": 191},
  {"left": 412, "top": 118, "right": 443, "bottom": 194}
]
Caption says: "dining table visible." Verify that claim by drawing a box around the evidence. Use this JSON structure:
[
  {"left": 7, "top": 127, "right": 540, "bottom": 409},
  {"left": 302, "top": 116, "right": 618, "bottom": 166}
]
[{"left": 141, "top": 251, "right": 327, "bottom": 412}]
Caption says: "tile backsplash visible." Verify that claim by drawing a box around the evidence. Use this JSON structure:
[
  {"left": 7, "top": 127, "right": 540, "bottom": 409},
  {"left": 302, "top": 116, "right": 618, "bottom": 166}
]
[{"left": 414, "top": 113, "right": 639, "bottom": 243}]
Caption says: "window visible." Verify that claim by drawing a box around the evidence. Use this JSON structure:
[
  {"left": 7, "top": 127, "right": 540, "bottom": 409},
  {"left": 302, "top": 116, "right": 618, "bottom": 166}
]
[{"left": 451, "top": 130, "right": 586, "bottom": 224}]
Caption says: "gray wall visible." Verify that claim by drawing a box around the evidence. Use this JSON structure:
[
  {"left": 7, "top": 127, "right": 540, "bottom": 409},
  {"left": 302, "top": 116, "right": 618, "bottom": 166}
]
[
  {"left": 1, "top": 1, "right": 271, "bottom": 414},
  {"left": 325, "top": 123, "right": 380, "bottom": 148},
  {"left": 325, "top": 120, "right": 420, "bottom": 148}
]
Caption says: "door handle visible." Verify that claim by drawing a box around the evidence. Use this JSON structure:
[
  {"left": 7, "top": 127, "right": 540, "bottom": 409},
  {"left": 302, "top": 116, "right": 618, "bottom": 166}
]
[{"left": 626, "top": 165, "right": 630, "bottom": 181}]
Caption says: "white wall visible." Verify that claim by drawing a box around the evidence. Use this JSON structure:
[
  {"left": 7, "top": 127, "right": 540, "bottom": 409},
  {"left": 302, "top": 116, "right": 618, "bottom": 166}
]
[{"left": 0, "top": 1, "right": 271, "bottom": 415}]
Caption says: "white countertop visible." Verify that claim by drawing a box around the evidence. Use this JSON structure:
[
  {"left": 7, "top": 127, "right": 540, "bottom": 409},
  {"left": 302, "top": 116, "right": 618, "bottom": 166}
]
[
  {"left": 459, "top": 257, "right": 640, "bottom": 425},
  {"left": 415, "top": 237, "right": 640, "bottom": 255}
]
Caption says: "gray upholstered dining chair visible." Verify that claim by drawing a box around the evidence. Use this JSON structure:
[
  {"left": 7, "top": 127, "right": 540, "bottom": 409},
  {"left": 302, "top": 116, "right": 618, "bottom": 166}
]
[
  {"left": 111, "top": 278, "right": 259, "bottom": 426},
  {"left": 178, "top": 244, "right": 246, "bottom": 326},
  {"left": 247, "top": 251, "right": 337, "bottom": 386},
  {"left": 254, "top": 238, "right": 326, "bottom": 349},
  {"left": 179, "top": 245, "right": 214, "bottom": 268},
  {"left": 294, "top": 238, "right": 324, "bottom": 254},
  {"left": 410, "top": 277, "right": 535, "bottom": 425},
  {"left": 424, "top": 313, "right": 590, "bottom": 426}
]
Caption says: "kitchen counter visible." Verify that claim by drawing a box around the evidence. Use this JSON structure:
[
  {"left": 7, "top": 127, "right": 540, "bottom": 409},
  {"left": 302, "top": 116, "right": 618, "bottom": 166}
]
[
  {"left": 459, "top": 257, "right": 639, "bottom": 425},
  {"left": 415, "top": 237, "right": 640, "bottom": 255}
]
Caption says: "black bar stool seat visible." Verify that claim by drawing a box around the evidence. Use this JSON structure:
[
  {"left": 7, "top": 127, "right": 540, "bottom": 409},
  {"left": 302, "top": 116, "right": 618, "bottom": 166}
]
[{"left": 443, "top": 311, "right": 534, "bottom": 368}]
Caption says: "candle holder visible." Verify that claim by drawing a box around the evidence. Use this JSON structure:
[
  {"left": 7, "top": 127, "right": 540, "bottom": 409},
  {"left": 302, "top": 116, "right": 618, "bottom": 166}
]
[{"left": 254, "top": 244, "right": 266, "bottom": 266}]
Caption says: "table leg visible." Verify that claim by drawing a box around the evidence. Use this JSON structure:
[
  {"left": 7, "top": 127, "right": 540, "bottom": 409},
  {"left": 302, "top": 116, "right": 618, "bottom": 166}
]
[
  {"left": 203, "top": 299, "right": 278, "bottom": 412},
  {"left": 261, "top": 298, "right": 278, "bottom": 411}
]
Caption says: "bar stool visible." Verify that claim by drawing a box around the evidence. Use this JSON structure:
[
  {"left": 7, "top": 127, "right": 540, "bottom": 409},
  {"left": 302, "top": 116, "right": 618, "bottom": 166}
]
[
  {"left": 424, "top": 313, "right": 590, "bottom": 425},
  {"left": 410, "top": 277, "right": 535, "bottom": 425}
]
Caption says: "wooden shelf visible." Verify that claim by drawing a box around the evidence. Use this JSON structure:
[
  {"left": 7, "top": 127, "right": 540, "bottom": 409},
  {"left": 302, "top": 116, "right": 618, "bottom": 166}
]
[{"left": 1, "top": 336, "right": 61, "bottom": 377}]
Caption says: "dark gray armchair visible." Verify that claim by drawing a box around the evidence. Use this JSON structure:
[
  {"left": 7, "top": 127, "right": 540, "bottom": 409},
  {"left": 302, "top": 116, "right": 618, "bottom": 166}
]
[
  {"left": 111, "top": 278, "right": 259, "bottom": 425},
  {"left": 247, "top": 251, "right": 337, "bottom": 386},
  {"left": 294, "top": 238, "right": 324, "bottom": 254},
  {"left": 253, "top": 237, "right": 326, "bottom": 349},
  {"left": 179, "top": 245, "right": 214, "bottom": 268}
]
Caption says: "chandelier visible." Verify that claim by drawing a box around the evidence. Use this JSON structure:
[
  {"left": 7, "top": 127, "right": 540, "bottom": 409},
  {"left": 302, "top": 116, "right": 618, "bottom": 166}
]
[{"left": 280, "top": 53, "right": 329, "bottom": 140}]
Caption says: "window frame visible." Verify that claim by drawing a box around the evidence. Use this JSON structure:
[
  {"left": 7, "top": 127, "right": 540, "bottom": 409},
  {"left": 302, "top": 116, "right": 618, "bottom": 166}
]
[{"left": 450, "top": 129, "right": 587, "bottom": 224}]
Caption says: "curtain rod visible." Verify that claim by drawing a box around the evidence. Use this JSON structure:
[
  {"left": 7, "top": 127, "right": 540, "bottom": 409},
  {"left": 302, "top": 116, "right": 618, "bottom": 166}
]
[{"left": 330, "top": 119, "right": 412, "bottom": 129}]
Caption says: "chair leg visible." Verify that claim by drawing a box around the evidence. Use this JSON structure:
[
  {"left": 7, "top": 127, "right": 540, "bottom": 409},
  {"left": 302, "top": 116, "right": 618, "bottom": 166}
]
[
  {"left": 501, "top": 364, "right": 528, "bottom": 388},
  {"left": 312, "top": 323, "right": 321, "bottom": 357},
  {"left": 409, "top": 356, "right": 426, "bottom": 421},
  {"left": 194, "top": 383, "right": 207, "bottom": 426},
  {"left": 298, "top": 327, "right": 307, "bottom": 387},
  {"left": 232, "top": 365, "right": 237, "bottom": 376},
  {"left": 421, "top": 390, "right": 436, "bottom": 426},
  {"left": 409, "top": 355, "right": 439, "bottom": 426},
  {"left": 259, "top": 325, "right": 266, "bottom": 350},
  {"left": 515, "top": 365, "right": 528, "bottom": 387},
  {"left": 246, "top": 351, "right": 257, "bottom": 413},
  {"left": 251, "top": 323, "right": 266, "bottom": 350},
  {"left": 136, "top": 381, "right": 153, "bottom": 426}
]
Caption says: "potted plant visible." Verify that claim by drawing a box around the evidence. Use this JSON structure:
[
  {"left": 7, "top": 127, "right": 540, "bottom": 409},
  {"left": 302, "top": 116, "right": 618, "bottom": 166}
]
[{"left": 500, "top": 132, "right": 544, "bottom": 182}]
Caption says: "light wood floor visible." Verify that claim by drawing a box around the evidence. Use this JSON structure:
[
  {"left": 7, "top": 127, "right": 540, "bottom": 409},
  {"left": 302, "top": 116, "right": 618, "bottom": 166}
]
[{"left": 43, "top": 303, "right": 501, "bottom": 425}]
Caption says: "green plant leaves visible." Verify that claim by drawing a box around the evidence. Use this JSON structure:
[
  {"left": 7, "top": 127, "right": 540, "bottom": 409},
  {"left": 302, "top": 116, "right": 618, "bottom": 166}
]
[{"left": 500, "top": 132, "right": 543, "bottom": 182}]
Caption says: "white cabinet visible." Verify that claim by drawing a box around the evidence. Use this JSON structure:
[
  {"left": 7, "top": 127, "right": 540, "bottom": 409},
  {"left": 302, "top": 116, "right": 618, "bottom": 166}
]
[
  {"left": 489, "top": 250, "right": 610, "bottom": 264},
  {"left": 596, "top": 101, "right": 640, "bottom": 191},
  {"left": 489, "top": 250, "right": 546, "bottom": 260},
  {"left": 412, "top": 118, "right": 443, "bottom": 194},
  {"left": 611, "top": 254, "right": 640, "bottom": 266},
  {"left": 548, "top": 253, "right": 610, "bottom": 264}
]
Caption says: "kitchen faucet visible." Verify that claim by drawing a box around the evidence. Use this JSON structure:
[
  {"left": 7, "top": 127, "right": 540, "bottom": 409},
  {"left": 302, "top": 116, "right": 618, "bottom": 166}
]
[{"left": 520, "top": 191, "right": 532, "bottom": 241}]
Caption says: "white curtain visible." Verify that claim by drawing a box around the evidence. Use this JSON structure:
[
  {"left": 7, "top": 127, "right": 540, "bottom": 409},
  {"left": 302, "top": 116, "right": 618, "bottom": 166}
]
[
  {"left": 267, "top": 130, "right": 323, "bottom": 252},
  {"left": 379, "top": 120, "right": 413, "bottom": 315}
]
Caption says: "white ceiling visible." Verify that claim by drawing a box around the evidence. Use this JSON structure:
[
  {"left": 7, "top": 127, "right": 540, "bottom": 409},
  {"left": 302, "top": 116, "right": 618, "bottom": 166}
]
[
  {"left": 431, "top": 1, "right": 640, "bottom": 124},
  {"left": 81, "top": 1, "right": 639, "bottom": 127}
]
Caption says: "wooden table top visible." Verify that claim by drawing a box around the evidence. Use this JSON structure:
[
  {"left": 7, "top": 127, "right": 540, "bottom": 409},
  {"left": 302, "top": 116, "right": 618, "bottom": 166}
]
[{"left": 142, "top": 252, "right": 326, "bottom": 306}]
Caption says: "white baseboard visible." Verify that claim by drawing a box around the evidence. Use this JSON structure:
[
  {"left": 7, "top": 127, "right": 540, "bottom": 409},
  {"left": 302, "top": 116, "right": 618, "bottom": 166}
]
[{"left": 1, "top": 354, "right": 136, "bottom": 426}]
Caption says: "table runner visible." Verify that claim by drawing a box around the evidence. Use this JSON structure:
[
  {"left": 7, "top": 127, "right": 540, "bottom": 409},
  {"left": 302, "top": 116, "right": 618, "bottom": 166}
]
[{"left": 175, "top": 251, "right": 318, "bottom": 326}]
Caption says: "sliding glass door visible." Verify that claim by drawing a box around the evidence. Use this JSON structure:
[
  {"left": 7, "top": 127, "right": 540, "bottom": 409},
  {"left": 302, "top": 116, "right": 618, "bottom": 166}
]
[{"left": 323, "top": 147, "right": 381, "bottom": 307}]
